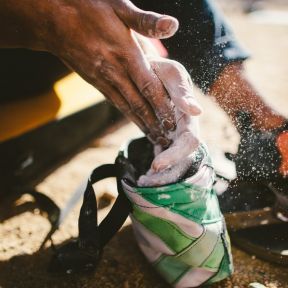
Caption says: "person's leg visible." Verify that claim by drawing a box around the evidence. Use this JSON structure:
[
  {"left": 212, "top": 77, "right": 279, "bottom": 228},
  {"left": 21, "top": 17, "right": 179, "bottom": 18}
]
[
  {"left": 210, "top": 62, "right": 288, "bottom": 181},
  {"left": 134, "top": 0, "right": 288, "bottom": 179},
  {"left": 133, "top": 0, "right": 250, "bottom": 92},
  {"left": 134, "top": 0, "right": 285, "bottom": 130}
]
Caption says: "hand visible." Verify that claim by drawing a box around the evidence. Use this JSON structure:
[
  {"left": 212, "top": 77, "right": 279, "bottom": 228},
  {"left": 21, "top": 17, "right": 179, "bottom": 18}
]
[
  {"left": 0, "top": 0, "right": 179, "bottom": 144},
  {"left": 50, "top": 0, "right": 181, "bottom": 144},
  {"left": 0, "top": 0, "right": 180, "bottom": 144},
  {"left": 138, "top": 57, "right": 202, "bottom": 187}
]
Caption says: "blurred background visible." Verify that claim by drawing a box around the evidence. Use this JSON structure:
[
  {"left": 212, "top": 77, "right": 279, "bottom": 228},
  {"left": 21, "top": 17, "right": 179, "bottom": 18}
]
[{"left": 0, "top": 0, "right": 287, "bottom": 287}]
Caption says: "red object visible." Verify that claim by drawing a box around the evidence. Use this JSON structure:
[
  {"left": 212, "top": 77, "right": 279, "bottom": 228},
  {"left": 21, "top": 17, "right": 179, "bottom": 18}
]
[
  {"left": 277, "top": 131, "right": 288, "bottom": 176},
  {"left": 149, "top": 39, "right": 168, "bottom": 58}
]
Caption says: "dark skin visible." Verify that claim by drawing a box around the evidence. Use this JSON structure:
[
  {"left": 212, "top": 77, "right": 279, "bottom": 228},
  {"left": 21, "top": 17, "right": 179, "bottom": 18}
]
[
  {"left": 2, "top": 1, "right": 284, "bottom": 142},
  {"left": 210, "top": 62, "right": 285, "bottom": 131},
  {"left": 0, "top": 0, "right": 179, "bottom": 145}
]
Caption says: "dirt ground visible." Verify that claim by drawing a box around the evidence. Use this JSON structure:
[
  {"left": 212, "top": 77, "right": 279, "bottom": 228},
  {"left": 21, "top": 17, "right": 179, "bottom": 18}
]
[{"left": 1, "top": 1, "right": 288, "bottom": 287}]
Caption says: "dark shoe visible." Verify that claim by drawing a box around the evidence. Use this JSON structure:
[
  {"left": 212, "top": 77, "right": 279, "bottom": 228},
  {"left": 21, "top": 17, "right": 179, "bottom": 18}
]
[
  {"left": 231, "top": 112, "right": 288, "bottom": 218},
  {"left": 218, "top": 181, "right": 288, "bottom": 266},
  {"left": 218, "top": 112, "right": 288, "bottom": 266}
]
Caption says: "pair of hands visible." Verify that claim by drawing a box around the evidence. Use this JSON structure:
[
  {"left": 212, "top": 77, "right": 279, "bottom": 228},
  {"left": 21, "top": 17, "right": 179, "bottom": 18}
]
[
  {"left": 2, "top": 0, "right": 200, "bottom": 144},
  {"left": 46, "top": 0, "right": 202, "bottom": 158},
  {"left": 32, "top": 0, "right": 180, "bottom": 145},
  {"left": 2, "top": 0, "right": 202, "bottom": 171}
]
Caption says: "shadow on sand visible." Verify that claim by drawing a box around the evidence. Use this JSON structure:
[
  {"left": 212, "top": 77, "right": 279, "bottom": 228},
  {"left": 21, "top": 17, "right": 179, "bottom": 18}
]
[{"left": 0, "top": 225, "right": 170, "bottom": 288}]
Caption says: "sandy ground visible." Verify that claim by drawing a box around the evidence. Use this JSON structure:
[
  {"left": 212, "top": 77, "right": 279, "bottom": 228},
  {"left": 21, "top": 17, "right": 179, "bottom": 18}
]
[{"left": 1, "top": 1, "right": 288, "bottom": 287}]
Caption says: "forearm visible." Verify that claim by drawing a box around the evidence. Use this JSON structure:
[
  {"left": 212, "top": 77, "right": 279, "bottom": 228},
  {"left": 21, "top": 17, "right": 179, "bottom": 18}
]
[
  {"left": 0, "top": 0, "right": 53, "bottom": 50},
  {"left": 210, "top": 62, "right": 285, "bottom": 130}
]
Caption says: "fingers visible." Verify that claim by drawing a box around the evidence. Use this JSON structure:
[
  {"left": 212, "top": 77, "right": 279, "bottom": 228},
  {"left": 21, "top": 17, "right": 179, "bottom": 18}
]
[
  {"left": 138, "top": 158, "right": 193, "bottom": 187},
  {"left": 151, "top": 132, "right": 199, "bottom": 172},
  {"left": 126, "top": 51, "right": 176, "bottom": 132},
  {"left": 84, "top": 71, "right": 160, "bottom": 142},
  {"left": 95, "top": 80, "right": 150, "bottom": 134},
  {"left": 138, "top": 131, "right": 200, "bottom": 187},
  {"left": 150, "top": 58, "right": 202, "bottom": 116},
  {"left": 53, "top": 0, "right": 178, "bottom": 145},
  {"left": 114, "top": 0, "right": 179, "bottom": 39},
  {"left": 92, "top": 55, "right": 171, "bottom": 144}
]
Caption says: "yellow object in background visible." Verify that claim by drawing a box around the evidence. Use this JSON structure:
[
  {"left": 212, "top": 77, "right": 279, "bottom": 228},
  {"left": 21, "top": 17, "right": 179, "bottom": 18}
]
[{"left": 0, "top": 73, "right": 105, "bottom": 142}]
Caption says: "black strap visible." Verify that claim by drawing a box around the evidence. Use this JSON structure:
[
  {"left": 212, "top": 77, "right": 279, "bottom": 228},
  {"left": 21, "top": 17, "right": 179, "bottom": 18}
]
[
  {"left": 34, "top": 160, "right": 132, "bottom": 251},
  {"left": 48, "top": 157, "right": 133, "bottom": 274},
  {"left": 78, "top": 163, "right": 132, "bottom": 249}
]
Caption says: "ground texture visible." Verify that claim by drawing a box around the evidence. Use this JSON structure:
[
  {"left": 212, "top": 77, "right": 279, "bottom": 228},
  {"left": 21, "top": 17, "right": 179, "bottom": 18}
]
[{"left": 1, "top": 1, "right": 288, "bottom": 287}]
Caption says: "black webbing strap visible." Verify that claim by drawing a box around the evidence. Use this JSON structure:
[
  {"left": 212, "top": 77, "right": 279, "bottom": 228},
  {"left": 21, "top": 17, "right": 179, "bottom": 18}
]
[
  {"left": 49, "top": 160, "right": 133, "bottom": 274},
  {"left": 78, "top": 163, "right": 132, "bottom": 249}
]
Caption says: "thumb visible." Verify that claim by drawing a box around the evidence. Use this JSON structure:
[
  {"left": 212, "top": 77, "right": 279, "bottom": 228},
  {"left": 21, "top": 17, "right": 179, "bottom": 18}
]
[{"left": 114, "top": 0, "right": 179, "bottom": 39}]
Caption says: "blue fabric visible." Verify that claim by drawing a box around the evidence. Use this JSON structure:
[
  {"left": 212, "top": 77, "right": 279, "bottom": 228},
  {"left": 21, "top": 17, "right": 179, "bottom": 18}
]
[{"left": 133, "top": 0, "right": 250, "bottom": 92}]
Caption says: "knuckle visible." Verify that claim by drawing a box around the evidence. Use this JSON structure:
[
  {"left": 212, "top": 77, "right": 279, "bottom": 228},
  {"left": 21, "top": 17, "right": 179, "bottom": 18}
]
[
  {"left": 156, "top": 59, "right": 186, "bottom": 78},
  {"left": 131, "top": 101, "right": 147, "bottom": 116},
  {"left": 138, "top": 13, "right": 157, "bottom": 37},
  {"left": 115, "top": 96, "right": 129, "bottom": 109},
  {"left": 116, "top": 101, "right": 131, "bottom": 114},
  {"left": 140, "top": 79, "right": 156, "bottom": 99},
  {"left": 149, "top": 93, "right": 159, "bottom": 106},
  {"left": 173, "top": 61, "right": 186, "bottom": 72},
  {"left": 93, "top": 55, "right": 105, "bottom": 69},
  {"left": 101, "top": 67, "right": 114, "bottom": 80},
  {"left": 92, "top": 0, "right": 107, "bottom": 10},
  {"left": 115, "top": 53, "right": 128, "bottom": 66},
  {"left": 94, "top": 58, "right": 116, "bottom": 83},
  {"left": 138, "top": 13, "right": 148, "bottom": 30},
  {"left": 125, "top": 108, "right": 134, "bottom": 117}
]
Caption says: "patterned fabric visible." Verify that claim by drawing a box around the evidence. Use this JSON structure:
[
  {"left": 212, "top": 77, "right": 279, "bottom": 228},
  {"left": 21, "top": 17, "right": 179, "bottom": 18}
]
[{"left": 121, "top": 144, "right": 233, "bottom": 287}]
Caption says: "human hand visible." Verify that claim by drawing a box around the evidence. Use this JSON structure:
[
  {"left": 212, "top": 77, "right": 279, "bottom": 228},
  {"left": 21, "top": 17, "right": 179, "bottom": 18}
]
[
  {"left": 0, "top": 0, "right": 179, "bottom": 145},
  {"left": 40, "top": 0, "right": 179, "bottom": 144},
  {"left": 138, "top": 57, "right": 202, "bottom": 186}
]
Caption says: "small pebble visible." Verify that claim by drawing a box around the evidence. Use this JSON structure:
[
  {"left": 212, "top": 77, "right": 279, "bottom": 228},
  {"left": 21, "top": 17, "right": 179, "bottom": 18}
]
[
  {"left": 66, "top": 269, "right": 72, "bottom": 274},
  {"left": 249, "top": 283, "right": 267, "bottom": 288}
]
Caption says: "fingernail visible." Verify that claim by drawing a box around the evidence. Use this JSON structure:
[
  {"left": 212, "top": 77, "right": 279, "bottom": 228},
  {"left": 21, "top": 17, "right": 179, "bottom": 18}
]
[
  {"left": 193, "top": 105, "right": 202, "bottom": 115},
  {"left": 189, "top": 100, "right": 203, "bottom": 115},
  {"left": 189, "top": 105, "right": 202, "bottom": 116},
  {"left": 156, "top": 16, "right": 179, "bottom": 35},
  {"left": 153, "top": 162, "right": 168, "bottom": 172},
  {"left": 162, "top": 119, "right": 176, "bottom": 131}
]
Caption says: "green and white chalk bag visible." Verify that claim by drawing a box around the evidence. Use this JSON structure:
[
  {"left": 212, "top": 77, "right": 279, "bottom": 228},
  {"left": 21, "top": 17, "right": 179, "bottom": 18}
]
[{"left": 121, "top": 141, "right": 233, "bottom": 287}]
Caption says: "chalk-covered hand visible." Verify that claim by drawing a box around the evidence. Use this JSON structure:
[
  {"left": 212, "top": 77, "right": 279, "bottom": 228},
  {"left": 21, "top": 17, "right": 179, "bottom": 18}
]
[{"left": 138, "top": 57, "right": 202, "bottom": 187}]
